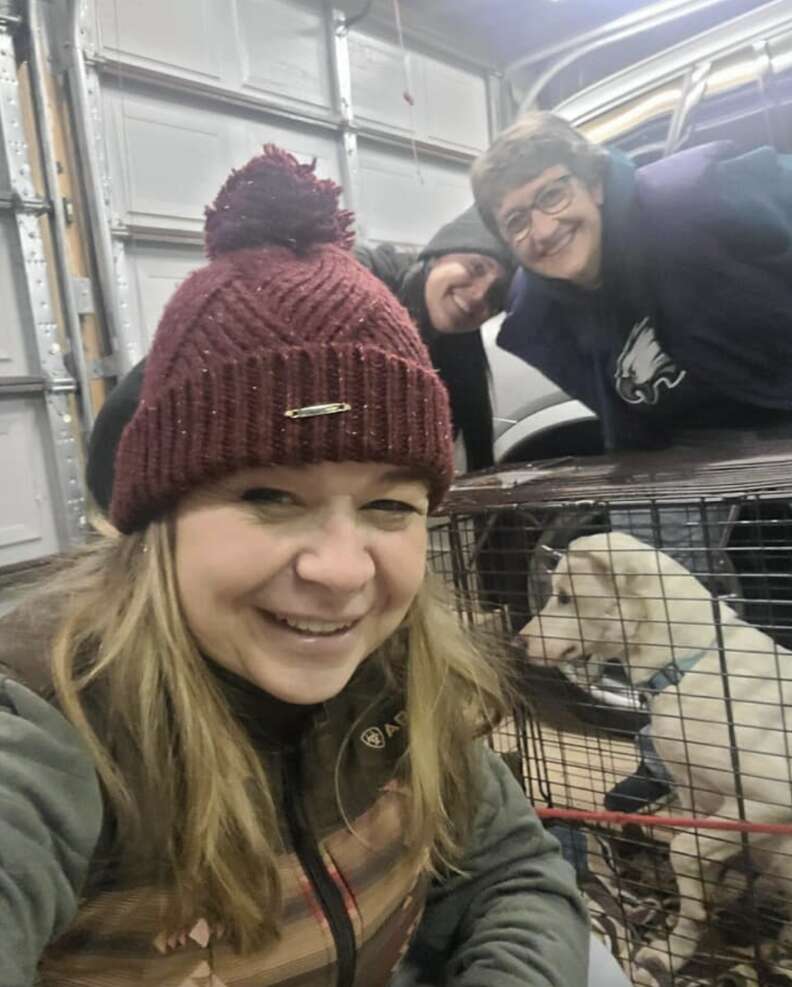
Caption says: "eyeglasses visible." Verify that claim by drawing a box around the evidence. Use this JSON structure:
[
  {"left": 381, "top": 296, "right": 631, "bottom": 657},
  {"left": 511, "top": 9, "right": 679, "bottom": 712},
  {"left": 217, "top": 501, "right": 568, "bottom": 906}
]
[{"left": 500, "top": 174, "right": 575, "bottom": 244}]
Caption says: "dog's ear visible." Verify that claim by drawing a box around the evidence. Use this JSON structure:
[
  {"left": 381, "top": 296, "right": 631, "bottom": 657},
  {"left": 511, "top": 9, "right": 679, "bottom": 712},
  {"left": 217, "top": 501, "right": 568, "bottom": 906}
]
[
  {"left": 593, "top": 549, "right": 654, "bottom": 642},
  {"left": 564, "top": 548, "right": 618, "bottom": 604},
  {"left": 567, "top": 548, "right": 646, "bottom": 644},
  {"left": 608, "top": 547, "right": 663, "bottom": 595},
  {"left": 601, "top": 547, "right": 661, "bottom": 645},
  {"left": 588, "top": 550, "right": 615, "bottom": 584}
]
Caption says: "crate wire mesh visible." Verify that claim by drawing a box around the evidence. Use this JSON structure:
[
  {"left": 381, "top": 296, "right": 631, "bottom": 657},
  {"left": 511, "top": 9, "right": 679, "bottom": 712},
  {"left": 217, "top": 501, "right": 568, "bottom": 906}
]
[{"left": 429, "top": 433, "right": 792, "bottom": 987}]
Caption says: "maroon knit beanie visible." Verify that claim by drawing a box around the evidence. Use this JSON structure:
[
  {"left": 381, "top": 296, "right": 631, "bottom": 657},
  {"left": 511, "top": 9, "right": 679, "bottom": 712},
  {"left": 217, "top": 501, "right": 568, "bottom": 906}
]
[{"left": 110, "top": 147, "right": 453, "bottom": 533}]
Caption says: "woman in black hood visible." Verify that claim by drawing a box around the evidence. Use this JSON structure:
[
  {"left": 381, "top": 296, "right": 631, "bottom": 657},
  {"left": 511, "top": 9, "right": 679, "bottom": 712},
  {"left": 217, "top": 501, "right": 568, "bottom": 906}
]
[
  {"left": 87, "top": 205, "right": 513, "bottom": 513},
  {"left": 357, "top": 206, "right": 513, "bottom": 473}
]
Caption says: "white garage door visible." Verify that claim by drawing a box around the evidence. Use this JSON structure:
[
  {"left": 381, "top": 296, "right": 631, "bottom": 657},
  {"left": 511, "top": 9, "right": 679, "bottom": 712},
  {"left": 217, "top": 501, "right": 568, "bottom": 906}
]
[
  {"left": 83, "top": 0, "right": 493, "bottom": 351},
  {"left": 0, "top": 23, "right": 83, "bottom": 568}
]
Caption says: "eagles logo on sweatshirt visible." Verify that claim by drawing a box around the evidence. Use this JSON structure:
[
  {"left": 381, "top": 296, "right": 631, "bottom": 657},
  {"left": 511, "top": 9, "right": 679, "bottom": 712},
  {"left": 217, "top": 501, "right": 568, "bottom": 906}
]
[{"left": 615, "top": 317, "right": 686, "bottom": 406}]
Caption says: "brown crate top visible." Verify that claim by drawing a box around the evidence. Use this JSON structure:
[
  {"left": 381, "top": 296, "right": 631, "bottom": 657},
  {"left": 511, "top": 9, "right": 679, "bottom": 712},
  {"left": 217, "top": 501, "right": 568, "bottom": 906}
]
[{"left": 440, "top": 427, "right": 792, "bottom": 513}]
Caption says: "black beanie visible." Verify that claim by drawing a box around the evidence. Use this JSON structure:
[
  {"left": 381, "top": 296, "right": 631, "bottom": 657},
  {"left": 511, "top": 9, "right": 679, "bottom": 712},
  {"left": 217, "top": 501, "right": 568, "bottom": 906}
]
[
  {"left": 86, "top": 359, "right": 145, "bottom": 514},
  {"left": 419, "top": 204, "right": 514, "bottom": 272}
]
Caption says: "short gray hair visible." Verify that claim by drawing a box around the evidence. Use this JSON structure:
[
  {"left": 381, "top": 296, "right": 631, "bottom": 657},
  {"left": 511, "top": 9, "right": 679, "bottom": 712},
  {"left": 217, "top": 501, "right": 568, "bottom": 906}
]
[{"left": 472, "top": 112, "right": 609, "bottom": 235}]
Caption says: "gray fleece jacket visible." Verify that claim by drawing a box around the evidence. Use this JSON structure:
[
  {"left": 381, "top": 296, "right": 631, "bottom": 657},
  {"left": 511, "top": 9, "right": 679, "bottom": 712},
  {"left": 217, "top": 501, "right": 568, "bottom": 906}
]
[{"left": 0, "top": 672, "right": 588, "bottom": 987}]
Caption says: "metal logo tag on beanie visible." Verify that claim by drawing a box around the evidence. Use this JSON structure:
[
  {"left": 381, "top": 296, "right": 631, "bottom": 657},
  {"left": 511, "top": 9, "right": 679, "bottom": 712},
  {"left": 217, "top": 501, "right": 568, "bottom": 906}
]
[{"left": 284, "top": 402, "right": 352, "bottom": 420}]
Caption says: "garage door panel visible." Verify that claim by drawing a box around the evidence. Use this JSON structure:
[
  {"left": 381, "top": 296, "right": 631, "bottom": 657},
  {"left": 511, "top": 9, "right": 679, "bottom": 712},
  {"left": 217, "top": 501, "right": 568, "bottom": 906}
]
[
  {"left": 102, "top": 86, "right": 341, "bottom": 231},
  {"left": 235, "top": 0, "right": 332, "bottom": 112},
  {"left": 125, "top": 245, "right": 204, "bottom": 348},
  {"left": 242, "top": 121, "right": 341, "bottom": 184},
  {"left": 103, "top": 87, "right": 233, "bottom": 230},
  {"left": 96, "top": 0, "right": 221, "bottom": 82},
  {"left": 349, "top": 33, "right": 417, "bottom": 136},
  {"left": 0, "top": 398, "right": 60, "bottom": 566},
  {"left": 422, "top": 60, "right": 489, "bottom": 151},
  {"left": 357, "top": 145, "right": 471, "bottom": 247},
  {"left": 0, "top": 214, "right": 34, "bottom": 377},
  {"left": 349, "top": 32, "right": 488, "bottom": 152}
]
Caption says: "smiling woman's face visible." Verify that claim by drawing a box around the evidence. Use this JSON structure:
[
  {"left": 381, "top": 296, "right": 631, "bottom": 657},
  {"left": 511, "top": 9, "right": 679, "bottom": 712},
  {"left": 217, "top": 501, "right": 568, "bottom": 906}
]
[
  {"left": 496, "top": 165, "right": 604, "bottom": 289},
  {"left": 174, "top": 461, "right": 429, "bottom": 704},
  {"left": 423, "top": 252, "right": 508, "bottom": 333}
]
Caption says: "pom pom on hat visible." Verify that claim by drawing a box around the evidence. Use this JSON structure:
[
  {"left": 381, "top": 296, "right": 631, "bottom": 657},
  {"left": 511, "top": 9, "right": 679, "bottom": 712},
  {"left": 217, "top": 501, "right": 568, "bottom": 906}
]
[{"left": 204, "top": 145, "right": 355, "bottom": 258}]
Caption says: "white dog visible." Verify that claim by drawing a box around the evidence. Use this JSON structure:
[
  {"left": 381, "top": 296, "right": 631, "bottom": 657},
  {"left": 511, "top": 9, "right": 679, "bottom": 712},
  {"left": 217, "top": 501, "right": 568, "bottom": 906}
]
[{"left": 520, "top": 531, "right": 792, "bottom": 983}]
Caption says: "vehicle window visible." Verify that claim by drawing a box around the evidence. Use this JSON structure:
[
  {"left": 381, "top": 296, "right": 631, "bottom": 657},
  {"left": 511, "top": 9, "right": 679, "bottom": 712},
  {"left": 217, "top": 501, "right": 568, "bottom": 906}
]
[
  {"left": 581, "top": 81, "right": 686, "bottom": 164},
  {"left": 574, "top": 27, "right": 792, "bottom": 161},
  {"left": 680, "top": 45, "right": 769, "bottom": 152},
  {"left": 765, "top": 31, "right": 792, "bottom": 150}
]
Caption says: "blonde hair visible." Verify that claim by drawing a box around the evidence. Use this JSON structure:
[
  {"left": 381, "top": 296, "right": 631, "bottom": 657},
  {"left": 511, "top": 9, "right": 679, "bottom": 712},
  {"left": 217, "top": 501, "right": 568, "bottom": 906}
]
[{"left": 42, "top": 520, "right": 507, "bottom": 949}]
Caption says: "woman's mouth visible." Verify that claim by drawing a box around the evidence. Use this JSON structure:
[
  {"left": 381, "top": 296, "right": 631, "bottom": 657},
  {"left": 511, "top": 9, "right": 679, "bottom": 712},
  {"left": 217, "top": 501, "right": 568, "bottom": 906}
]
[
  {"left": 450, "top": 292, "right": 472, "bottom": 317},
  {"left": 541, "top": 227, "right": 575, "bottom": 258},
  {"left": 449, "top": 292, "right": 486, "bottom": 326},
  {"left": 260, "top": 610, "right": 360, "bottom": 637}
]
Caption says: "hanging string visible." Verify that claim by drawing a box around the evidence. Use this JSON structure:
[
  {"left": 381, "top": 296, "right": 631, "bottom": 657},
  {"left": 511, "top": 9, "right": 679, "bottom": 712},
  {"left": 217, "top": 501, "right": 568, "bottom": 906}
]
[{"left": 392, "top": 0, "right": 422, "bottom": 183}]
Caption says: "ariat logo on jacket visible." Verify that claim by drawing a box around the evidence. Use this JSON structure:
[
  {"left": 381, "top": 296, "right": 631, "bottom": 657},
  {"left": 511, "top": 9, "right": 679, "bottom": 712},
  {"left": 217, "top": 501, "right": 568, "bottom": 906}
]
[
  {"left": 360, "top": 710, "right": 406, "bottom": 749},
  {"left": 615, "top": 317, "right": 686, "bottom": 406}
]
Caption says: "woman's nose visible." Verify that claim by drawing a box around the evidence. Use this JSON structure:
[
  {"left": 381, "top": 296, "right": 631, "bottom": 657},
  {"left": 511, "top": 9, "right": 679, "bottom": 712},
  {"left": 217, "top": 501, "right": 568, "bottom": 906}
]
[
  {"left": 295, "top": 517, "right": 375, "bottom": 593},
  {"left": 529, "top": 210, "right": 560, "bottom": 247}
]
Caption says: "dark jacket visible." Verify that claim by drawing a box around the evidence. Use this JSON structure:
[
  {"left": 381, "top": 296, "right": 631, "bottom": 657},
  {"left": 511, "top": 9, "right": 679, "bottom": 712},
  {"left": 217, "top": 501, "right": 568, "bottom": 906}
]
[
  {"left": 499, "top": 142, "right": 792, "bottom": 450},
  {"left": 0, "top": 607, "right": 588, "bottom": 987}
]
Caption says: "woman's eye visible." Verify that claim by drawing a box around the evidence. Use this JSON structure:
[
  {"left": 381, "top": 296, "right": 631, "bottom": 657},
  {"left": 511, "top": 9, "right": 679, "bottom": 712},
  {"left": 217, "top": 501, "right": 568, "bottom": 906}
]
[
  {"left": 537, "top": 183, "right": 566, "bottom": 210},
  {"left": 365, "top": 499, "right": 421, "bottom": 515},
  {"left": 557, "top": 589, "right": 571, "bottom": 606},
  {"left": 240, "top": 487, "right": 296, "bottom": 507}
]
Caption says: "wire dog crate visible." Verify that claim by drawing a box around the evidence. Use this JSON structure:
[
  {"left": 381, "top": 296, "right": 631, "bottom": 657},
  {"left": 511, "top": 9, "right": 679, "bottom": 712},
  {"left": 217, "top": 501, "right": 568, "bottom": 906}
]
[{"left": 429, "top": 430, "right": 792, "bottom": 987}]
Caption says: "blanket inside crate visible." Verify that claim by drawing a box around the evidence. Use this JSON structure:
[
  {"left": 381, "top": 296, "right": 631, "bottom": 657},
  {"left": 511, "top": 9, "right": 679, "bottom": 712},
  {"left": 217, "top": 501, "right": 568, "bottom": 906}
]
[{"left": 555, "top": 822, "right": 792, "bottom": 987}]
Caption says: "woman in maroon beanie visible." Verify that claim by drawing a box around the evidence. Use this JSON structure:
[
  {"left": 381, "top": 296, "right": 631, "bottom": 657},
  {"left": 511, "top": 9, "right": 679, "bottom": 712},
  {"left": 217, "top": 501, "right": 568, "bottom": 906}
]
[{"left": 0, "top": 147, "right": 590, "bottom": 986}]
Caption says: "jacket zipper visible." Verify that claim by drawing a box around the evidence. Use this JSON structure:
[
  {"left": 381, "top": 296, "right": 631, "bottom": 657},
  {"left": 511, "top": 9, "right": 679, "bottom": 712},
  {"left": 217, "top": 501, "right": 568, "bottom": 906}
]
[{"left": 282, "top": 749, "right": 357, "bottom": 987}]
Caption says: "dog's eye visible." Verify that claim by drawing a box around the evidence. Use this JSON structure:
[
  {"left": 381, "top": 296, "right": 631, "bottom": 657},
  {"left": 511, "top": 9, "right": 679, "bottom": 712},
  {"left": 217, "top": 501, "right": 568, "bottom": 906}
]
[{"left": 557, "top": 589, "right": 571, "bottom": 606}]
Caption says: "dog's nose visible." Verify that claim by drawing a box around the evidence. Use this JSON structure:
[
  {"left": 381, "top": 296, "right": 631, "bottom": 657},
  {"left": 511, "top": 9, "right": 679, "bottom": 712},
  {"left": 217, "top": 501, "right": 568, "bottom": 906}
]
[{"left": 515, "top": 634, "right": 552, "bottom": 665}]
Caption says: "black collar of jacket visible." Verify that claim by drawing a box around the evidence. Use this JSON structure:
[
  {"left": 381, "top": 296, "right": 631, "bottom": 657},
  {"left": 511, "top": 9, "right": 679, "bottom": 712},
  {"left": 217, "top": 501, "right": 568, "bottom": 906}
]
[
  {"left": 204, "top": 650, "right": 404, "bottom": 759},
  {"left": 205, "top": 655, "right": 321, "bottom": 748},
  {"left": 399, "top": 259, "right": 434, "bottom": 339}
]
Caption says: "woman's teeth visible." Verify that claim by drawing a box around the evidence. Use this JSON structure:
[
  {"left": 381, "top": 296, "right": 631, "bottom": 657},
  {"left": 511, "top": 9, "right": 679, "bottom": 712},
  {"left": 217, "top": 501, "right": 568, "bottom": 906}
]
[
  {"left": 545, "top": 229, "right": 574, "bottom": 256},
  {"left": 273, "top": 613, "right": 354, "bottom": 635},
  {"left": 451, "top": 293, "right": 472, "bottom": 315}
]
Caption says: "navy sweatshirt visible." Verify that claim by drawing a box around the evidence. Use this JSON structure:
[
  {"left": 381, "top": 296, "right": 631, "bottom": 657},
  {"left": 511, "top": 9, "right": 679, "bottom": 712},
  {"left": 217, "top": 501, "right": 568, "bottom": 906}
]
[{"left": 498, "top": 142, "right": 792, "bottom": 450}]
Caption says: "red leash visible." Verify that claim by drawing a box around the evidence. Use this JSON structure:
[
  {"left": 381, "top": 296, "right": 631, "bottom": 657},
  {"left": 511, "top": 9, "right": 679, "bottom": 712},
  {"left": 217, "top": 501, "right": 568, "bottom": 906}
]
[{"left": 536, "top": 806, "right": 792, "bottom": 835}]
